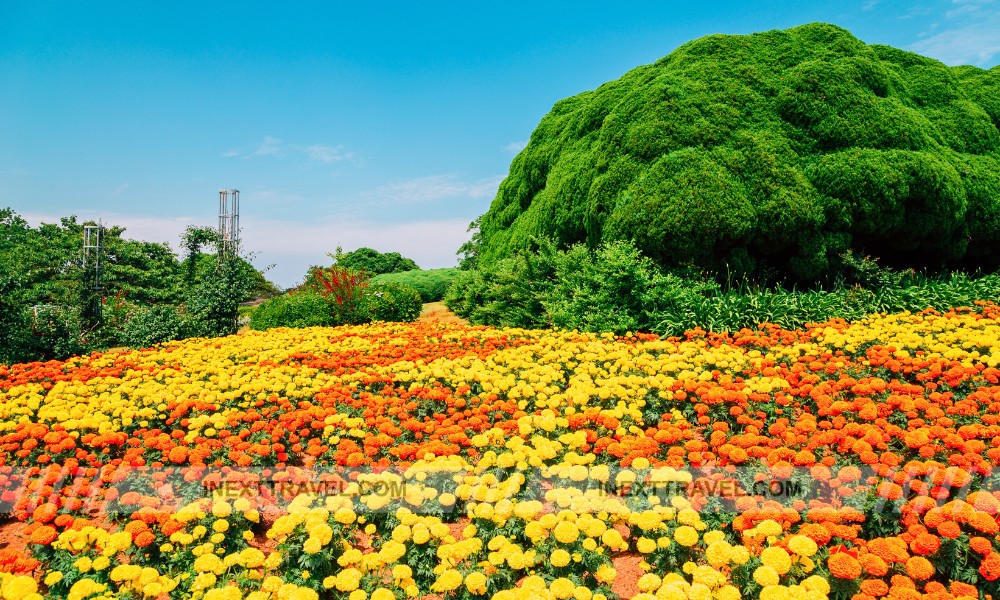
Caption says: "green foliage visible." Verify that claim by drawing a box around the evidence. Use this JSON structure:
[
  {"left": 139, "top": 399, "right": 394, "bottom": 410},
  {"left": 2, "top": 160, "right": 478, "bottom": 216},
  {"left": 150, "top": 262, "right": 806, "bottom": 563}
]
[
  {"left": 120, "top": 305, "right": 186, "bottom": 348},
  {"left": 332, "top": 246, "right": 420, "bottom": 275},
  {"left": 0, "top": 209, "right": 279, "bottom": 362},
  {"left": 0, "top": 274, "right": 31, "bottom": 365},
  {"left": 447, "top": 239, "right": 1000, "bottom": 337},
  {"left": 473, "top": 23, "right": 1000, "bottom": 281},
  {"left": 371, "top": 268, "right": 462, "bottom": 302},
  {"left": 249, "top": 291, "right": 333, "bottom": 330},
  {"left": 182, "top": 258, "right": 255, "bottom": 338},
  {"left": 362, "top": 281, "right": 423, "bottom": 322},
  {"left": 544, "top": 241, "right": 662, "bottom": 334}
]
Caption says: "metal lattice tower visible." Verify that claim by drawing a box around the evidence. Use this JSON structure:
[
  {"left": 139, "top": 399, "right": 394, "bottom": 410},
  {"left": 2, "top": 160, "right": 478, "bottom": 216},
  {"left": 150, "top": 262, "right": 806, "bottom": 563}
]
[
  {"left": 82, "top": 222, "right": 104, "bottom": 291},
  {"left": 218, "top": 189, "right": 240, "bottom": 261}
]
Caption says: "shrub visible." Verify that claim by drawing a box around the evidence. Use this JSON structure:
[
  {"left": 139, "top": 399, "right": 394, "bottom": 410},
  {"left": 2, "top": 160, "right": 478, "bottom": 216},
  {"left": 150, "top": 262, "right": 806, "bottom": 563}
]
[
  {"left": 444, "top": 246, "right": 557, "bottom": 329},
  {"left": 308, "top": 266, "right": 369, "bottom": 325},
  {"left": 544, "top": 241, "right": 662, "bottom": 334},
  {"left": 120, "top": 305, "right": 186, "bottom": 348},
  {"left": 362, "top": 282, "right": 422, "bottom": 323},
  {"left": 249, "top": 291, "right": 333, "bottom": 330},
  {"left": 472, "top": 23, "right": 1000, "bottom": 282},
  {"left": 371, "top": 268, "right": 462, "bottom": 302}
]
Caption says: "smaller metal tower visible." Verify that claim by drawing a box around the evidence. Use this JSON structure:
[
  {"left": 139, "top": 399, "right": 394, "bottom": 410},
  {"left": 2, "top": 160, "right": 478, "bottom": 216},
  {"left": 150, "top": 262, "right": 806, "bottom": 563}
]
[
  {"left": 218, "top": 189, "right": 240, "bottom": 261},
  {"left": 82, "top": 222, "right": 104, "bottom": 291}
]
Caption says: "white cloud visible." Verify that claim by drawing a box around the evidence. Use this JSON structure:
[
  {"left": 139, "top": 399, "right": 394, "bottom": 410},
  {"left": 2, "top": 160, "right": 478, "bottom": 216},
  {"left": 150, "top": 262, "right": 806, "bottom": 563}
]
[
  {"left": 502, "top": 140, "right": 528, "bottom": 154},
  {"left": 862, "top": 0, "right": 880, "bottom": 11},
  {"left": 224, "top": 137, "right": 358, "bottom": 166},
  {"left": 112, "top": 182, "right": 130, "bottom": 197},
  {"left": 248, "top": 136, "right": 285, "bottom": 158},
  {"left": 304, "top": 144, "right": 353, "bottom": 164},
  {"left": 909, "top": 0, "right": 1000, "bottom": 65},
  {"left": 368, "top": 174, "right": 502, "bottom": 205}
]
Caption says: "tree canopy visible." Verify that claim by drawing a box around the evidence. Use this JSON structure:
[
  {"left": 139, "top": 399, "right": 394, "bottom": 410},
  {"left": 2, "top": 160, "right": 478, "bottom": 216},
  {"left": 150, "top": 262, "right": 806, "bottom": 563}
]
[{"left": 473, "top": 23, "right": 1000, "bottom": 281}]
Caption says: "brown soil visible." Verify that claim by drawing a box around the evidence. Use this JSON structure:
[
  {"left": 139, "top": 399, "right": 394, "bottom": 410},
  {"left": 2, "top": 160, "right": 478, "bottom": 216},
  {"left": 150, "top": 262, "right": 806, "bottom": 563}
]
[{"left": 418, "top": 303, "right": 468, "bottom": 325}]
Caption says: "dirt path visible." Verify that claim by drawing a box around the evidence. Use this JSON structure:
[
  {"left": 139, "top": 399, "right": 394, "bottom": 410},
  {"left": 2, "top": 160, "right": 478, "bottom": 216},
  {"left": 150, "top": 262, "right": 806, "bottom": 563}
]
[{"left": 418, "top": 302, "right": 468, "bottom": 325}]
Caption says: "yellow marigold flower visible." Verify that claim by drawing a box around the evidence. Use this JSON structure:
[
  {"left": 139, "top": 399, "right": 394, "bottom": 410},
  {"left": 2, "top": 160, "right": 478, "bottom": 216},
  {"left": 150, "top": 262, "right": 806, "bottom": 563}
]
[
  {"left": 637, "top": 573, "right": 662, "bottom": 592},
  {"left": 335, "top": 568, "right": 362, "bottom": 592},
  {"left": 715, "top": 585, "right": 741, "bottom": 600},
  {"left": 550, "top": 577, "right": 576, "bottom": 599},
  {"left": 44, "top": 572, "right": 63, "bottom": 586},
  {"left": 756, "top": 520, "right": 782, "bottom": 537},
  {"left": 673, "top": 526, "right": 699, "bottom": 547},
  {"left": 412, "top": 526, "right": 431, "bottom": 545},
  {"left": 753, "top": 565, "right": 780, "bottom": 587},
  {"left": 431, "top": 569, "right": 463, "bottom": 593},
  {"left": 213, "top": 519, "right": 230, "bottom": 533},
  {"left": 262, "top": 576, "right": 283, "bottom": 592},
  {"left": 334, "top": 508, "right": 356, "bottom": 525},
  {"left": 92, "top": 556, "right": 110, "bottom": 571},
  {"left": 371, "top": 589, "right": 395, "bottom": 600},
  {"left": 554, "top": 521, "right": 580, "bottom": 544},
  {"left": 550, "top": 549, "right": 571, "bottom": 567},
  {"left": 760, "top": 547, "right": 792, "bottom": 575},
  {"left": 801, "top": 575, "right": 831, "bottom": 595},
  {"left": 582, "top": 537, "right": 598, "bottom": 551},
  {"left": 636, "top": 537, "right": 656, "bottom": 554},
  {"left": 212, "top": 501, "right": 232, "bottom": 519},
  {"left": 303, "top": 538, "right": 322, "bottom": 554},
  {"left": 465, "top": 572, "right": 488, "bottom": 595},
  {"left": 74, "top": 556, "right": 93, "bottom": 573},
  {"left": 594, "top": 564, "right": 616, "bottom": 584},
  {"left": 787, "top": 535, "right": 818, "bottom": 558}
]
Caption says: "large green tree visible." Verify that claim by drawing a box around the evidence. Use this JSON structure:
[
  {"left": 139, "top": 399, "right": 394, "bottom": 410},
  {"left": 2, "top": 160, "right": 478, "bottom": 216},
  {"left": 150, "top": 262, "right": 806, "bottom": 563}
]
[{"left": 473, "top": 23, "right": 1000, "bottom": 281}]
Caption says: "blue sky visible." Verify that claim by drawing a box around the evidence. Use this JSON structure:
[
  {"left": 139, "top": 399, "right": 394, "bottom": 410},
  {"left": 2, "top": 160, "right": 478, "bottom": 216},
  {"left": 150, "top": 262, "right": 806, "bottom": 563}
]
[{"left": 2, "top": 1, "right": 998, "bottom": 287}]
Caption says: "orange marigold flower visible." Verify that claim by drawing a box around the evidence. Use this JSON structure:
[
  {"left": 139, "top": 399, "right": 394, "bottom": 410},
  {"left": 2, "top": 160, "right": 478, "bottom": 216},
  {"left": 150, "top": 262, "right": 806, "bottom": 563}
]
[
  {"left": 828, "top": 552, "right": 862, "bottom": 579},
  {"left": 868, "top": 537, "right": 909, "bottom": 563},
  {"left": 936, "top": 521, "right": 962, "bottom": 539},
  {"left": 860, "top": 579, "right": 889, "bottom": 596},
  {"left": 951, "top": 581, "right": 979, "bottom": 597},
  {"left": 910, "top": 533, "right": 941, "bottom": 556},
  {"left": 859, "top": 553, "right": 889, "bottom": 577},
  {"left": 134, "top": 530, "right": 156, "bottom": 548},
  {"left": 167, "top": 446, "right": 188, "bottom": 464},
  {"left": 981, "top": 552, "right": 1000, "bottom": 582},
  {"left": 31, "top": 502, "right": 58, "bottom": 524},
  {"left": 969, "top": 536, "right": 993, "bottom": 556},
  {"left": 969, "top": 511, "right": 999, "bottom": 535},
  {"left": 890, "top": 574, "right": 916, "bottom": 589},
  {"left": 29, "top": 525, "right": 57, "bottom": 546},
  {"left": 905, "top": 556, "right": 934, "bottom": 580}
]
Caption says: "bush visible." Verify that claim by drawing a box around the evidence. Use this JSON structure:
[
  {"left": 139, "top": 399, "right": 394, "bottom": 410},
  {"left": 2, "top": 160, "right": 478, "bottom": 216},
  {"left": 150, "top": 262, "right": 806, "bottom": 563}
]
[
  {"left": 121, "top": 305, "right": 186, "bottom": 348},
  {"left": 362, "top": 282, "right": 422, "bottom": 322},
  {"left": 544, "top": 241, "right": 662, "bottom": 334},
  {"left": 333, "top": 247, "right": 419, "bottom": 275},
  {"left": 249, "top": 292, "right": 333, "bottom": 330},
  {"left": 448, "top": 239, "right": 1000, "bottom": 336},
  {"left": 473, "top": 23, "right": 1000, "bottom": 282},
  {"left": 308, "top": 266, "right": 369, "bottom": 326},
  {"left": 444, "top": 247, "right": 557, "bottom": 329},
  {"left": 371, "top": 268, "right": 462, "bottom": 302},
  {"left": 0, "top": 275, "right": 31, "bottom": 365}
]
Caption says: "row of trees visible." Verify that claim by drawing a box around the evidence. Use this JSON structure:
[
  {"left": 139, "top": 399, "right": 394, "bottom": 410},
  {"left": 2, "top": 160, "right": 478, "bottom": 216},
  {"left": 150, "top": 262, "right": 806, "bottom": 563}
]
[{"left": 0, "top": 208, "right": 278, "bottom": 364}]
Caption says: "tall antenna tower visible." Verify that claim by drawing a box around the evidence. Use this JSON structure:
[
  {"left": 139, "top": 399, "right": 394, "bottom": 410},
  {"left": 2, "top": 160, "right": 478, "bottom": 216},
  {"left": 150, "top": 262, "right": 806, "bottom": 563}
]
[
  {"left": 218, "top": 189, "right": 240, "bottom": 261},
  {"left": 82, "top": 222, "right": 104, "bottom": 291}
]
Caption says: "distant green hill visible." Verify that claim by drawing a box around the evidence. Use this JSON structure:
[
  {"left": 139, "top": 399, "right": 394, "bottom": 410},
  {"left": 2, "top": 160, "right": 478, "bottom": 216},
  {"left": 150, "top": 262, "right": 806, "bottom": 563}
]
[{"left": 475, "top": 23, "right": 1000, "bottom": 280}]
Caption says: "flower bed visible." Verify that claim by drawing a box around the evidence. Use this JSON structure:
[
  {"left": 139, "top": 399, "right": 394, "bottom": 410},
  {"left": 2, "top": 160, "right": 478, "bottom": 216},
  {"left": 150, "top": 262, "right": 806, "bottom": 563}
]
[{"left": 1, "top": 305, "right": 999, "bottom": 599}]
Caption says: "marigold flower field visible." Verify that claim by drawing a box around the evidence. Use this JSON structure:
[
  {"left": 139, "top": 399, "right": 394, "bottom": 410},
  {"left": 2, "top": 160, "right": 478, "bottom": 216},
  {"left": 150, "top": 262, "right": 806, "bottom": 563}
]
[{"left": 2, "top": 305, "right": 1000, "bottom": 599}]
